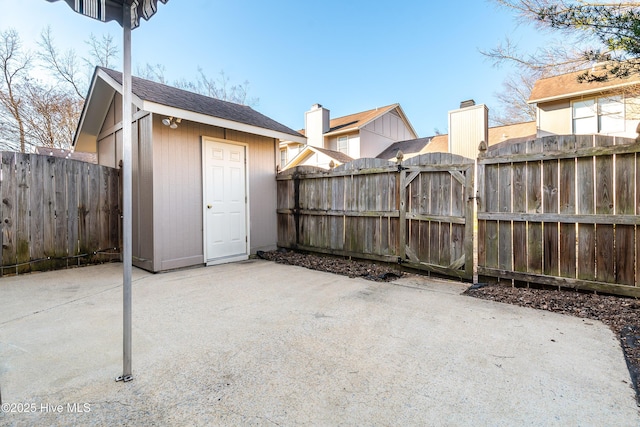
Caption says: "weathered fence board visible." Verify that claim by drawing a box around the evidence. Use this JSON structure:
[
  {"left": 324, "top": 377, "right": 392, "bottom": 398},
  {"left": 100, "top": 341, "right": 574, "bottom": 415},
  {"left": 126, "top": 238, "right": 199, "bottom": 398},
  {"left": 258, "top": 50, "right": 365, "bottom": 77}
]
[
  {"left": 479, "top": 135, "right": 640, "bottom": 297},
  {"left": 277, "top": 135, "right": 639, "bottom": 297},
  {"left": 16, "top": 154, "right": 30, "bottom": 273},
  {"left": 0, "top": 152, "right": 120, "bottom": 275},
  {"left": 277, "top": 154, "right": 475, "bottom": 279},
  {"left": 2, "top": 152, "right": 17, "bottom": 272},
  {"left": 30, "top": 154, "right": 45, "bottom": 264}
]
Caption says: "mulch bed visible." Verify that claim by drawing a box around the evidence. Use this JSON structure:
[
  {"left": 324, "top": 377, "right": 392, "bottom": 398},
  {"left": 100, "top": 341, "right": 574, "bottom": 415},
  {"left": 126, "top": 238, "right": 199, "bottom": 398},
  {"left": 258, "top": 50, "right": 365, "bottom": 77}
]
[{"left": 257, "top": 249, "right": 640, "bottom": 404}]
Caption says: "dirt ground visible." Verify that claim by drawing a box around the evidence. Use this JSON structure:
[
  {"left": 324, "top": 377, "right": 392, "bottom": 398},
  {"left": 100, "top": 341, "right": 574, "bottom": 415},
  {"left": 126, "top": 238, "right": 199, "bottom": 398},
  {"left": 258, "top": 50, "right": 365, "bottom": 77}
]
[{"left": 257, "top": 249, "right": 640, "bottom": 404}]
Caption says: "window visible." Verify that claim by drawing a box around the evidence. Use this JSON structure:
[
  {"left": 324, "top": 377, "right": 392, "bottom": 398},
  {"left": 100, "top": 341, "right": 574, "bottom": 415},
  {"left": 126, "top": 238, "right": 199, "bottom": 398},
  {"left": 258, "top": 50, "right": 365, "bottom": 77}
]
[
  {"left": 337, "top": 136, "right": 349, "bottom": 154},
  {"left": 598, "top": 96, "right": 624, "bottom": 133},
  {"left": 572, "top": 95, "right": 624, "bottom": 134},
  {"left": 280, "top": 149, "right": 287, "bottom": 168}
]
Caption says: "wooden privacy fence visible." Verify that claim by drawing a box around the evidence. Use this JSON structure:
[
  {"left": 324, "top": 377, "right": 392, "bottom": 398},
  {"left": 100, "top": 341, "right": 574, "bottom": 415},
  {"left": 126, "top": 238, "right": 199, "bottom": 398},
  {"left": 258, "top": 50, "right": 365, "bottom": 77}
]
[
  {"left": 1, "top": 152, "right": 121, "bottom": 275},
  {"left": 478, "top": 134, "right": 640, "bottom": 298},
  {"left": 277, "top": 154, "right": 475, "bottom": 279},
  {"left": 278, "top": 135, "right": 640, "bottom": 298}
]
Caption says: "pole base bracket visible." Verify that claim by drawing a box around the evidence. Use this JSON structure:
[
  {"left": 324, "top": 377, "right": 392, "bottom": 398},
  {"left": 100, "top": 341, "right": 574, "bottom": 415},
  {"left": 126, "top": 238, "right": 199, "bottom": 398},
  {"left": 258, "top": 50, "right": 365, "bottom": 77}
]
[{"left": 115, "top": 374, "right": 133, "bottom": 383}]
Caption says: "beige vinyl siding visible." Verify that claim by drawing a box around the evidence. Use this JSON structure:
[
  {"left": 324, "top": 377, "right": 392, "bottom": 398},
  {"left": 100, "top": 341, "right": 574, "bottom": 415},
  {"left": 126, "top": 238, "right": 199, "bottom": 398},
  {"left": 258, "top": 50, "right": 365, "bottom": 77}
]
[
  {"left": 95, "top": 95, "right": 279, "bottom": 272},
  {"left": 226, "top": 129, "right": 278, "bottom": 253},
  {"left": 96, "top": 94, "right": 154, "bottom": 270},
  {"left": 363, "top": 112, "right": 414, "bottom": 141},
  {"left": 536, "top": 100, "right": 571, "bottom": 137},
  {"left": 98, "top": 133, "right": 116, "bottom": 167},
  {"left": 327, "top": 131, "right": 358, "bottom": 152},
  {"left": 537, "top": 97, "right": 640, "bottom": 138},
  {"left": 97, "top": 93, "right": 118, "bottom": 168},
  {"left": 135, "top": 114, "right": 154, "bottom": 271},
  {"left": 152, "top": 117, "right": 209, "bottom": 271},
  {"left": 361, "top": 113, "right": 414, "bottom": 158},
  {"left": 151, "top": 119, "right": 278, "bottom": 271}
]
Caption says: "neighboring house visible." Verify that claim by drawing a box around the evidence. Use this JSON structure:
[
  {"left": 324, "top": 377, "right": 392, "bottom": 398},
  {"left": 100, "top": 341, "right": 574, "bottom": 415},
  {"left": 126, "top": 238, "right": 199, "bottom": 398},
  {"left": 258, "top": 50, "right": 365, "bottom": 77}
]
[
  {"left": 281, "top": 103, "right": 418, "bottom": 169},
  {"left": 376, "top": 137, "right": 433, "bottom": 161},
  {"left": 378, "top": 100, "right": 537, "bottom": 160},
  {"left": 74, "top": 67, "right": 305, "bottom": 272},
  {"left": 35, "top": 146, "right": 97, "bottom": 163},
  {"left": 528, "top": 66, "right": 640, "bottom": 138},
  {"left": 284, "top": 145, "right": 354, "bottom": 170}
]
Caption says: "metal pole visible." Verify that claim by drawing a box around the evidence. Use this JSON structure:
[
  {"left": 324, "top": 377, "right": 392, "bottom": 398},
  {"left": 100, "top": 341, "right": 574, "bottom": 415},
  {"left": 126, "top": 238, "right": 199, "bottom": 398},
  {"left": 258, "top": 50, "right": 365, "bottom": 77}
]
[{"left": 117, "top": 1, "right": 133, "bottom": 383}]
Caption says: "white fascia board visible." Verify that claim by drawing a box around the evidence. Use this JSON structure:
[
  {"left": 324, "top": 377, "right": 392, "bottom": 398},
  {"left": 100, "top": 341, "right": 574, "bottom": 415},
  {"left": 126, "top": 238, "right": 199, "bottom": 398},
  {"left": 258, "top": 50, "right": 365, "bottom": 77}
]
[
  {"left": 142, "top": 101, "right": 306, "bottom": 144},
  {"left": 284, "top": 147, "right": 314, "bottom": 169},
  {"left": 324, "top": 126, "right": 359, "bottom": 137},
  {"left": 393, "top": 104, "right": 419, "bottom": 139},
  {"left": 73, "top": 73, "right": 99, "bottom": 147},
  {"left": 96, "top": 68, "right": 145, "bottom": 108},
  {"left": 528, "top": 81, "right": 640, "bottom": 104}
]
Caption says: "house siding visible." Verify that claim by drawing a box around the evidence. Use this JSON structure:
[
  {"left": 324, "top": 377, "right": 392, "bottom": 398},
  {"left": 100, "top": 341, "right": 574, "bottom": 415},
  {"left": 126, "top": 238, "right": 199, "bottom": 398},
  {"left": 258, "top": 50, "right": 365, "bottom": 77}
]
[
  {"left": 151, "top": 119, "right": 278, "bottom": 272},
  {"left": 536, "top": 95, "right": 640, "bottom": 138},
  {"left": 227, "top": 129, "right": 278, "bottom": 253},
  {"left": 96, "top": 94, "right": 154, "bottom": 271},
  {"left": 537, "top": 100, "right": 571, "bottom": 137},
  {"left": 360, "top": 112, "right": 414, "bottom": 158},
  {"left": 152, "top": 117, "right": 210, "bottom": 271},
  {"left": 327, "top": 131, "right": 360, "bottom": 159},
  {"left": 136, "top": 114, "right": 154, "bottom": 271}
]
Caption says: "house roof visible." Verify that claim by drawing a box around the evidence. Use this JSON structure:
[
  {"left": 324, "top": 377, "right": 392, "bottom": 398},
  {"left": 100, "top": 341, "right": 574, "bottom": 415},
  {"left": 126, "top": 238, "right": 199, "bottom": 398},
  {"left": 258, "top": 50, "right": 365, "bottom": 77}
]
[
  {"left": 75, "top": 67, "right": 305, "bottom": 151},
  {"left": 376, "top": 137, "right": 432, "bottom": 160},
  {"left": 416, "top": 121, "right": 537, "bottom": 155},
  {"left": 297, "top": 103, "right": 418, "bottom": 139},
  {"left": 284, "top": 145, "right": 353, "bottom": 170},
  {"left": 35, "top": 146, "right": 97, "bottom": 163},
  {"left": 312, "top": 146, "right": 354, "bottom": 164},
  {"left": 528, "top": 67, "right": 640, "bottom": 104},
  {"left": 419, "top": 134, "right": 449, "bottom": 154},
  {"left": 487, "top": 121, "right": 536, "bottom": 145}
]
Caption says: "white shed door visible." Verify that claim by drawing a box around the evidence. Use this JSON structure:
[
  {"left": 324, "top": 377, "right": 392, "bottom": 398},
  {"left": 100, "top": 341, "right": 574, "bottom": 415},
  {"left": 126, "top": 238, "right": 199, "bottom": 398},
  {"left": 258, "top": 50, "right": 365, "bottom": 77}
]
[{"left": 203, "top": 139, "right": 247, "bottom": 263}]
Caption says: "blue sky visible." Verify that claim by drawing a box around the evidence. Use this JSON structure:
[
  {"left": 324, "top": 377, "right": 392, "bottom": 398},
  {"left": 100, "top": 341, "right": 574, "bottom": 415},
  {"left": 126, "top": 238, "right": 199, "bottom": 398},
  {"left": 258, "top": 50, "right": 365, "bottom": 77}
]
[{"left": 1, "top": 0, "right": 547, "bottom": 137}]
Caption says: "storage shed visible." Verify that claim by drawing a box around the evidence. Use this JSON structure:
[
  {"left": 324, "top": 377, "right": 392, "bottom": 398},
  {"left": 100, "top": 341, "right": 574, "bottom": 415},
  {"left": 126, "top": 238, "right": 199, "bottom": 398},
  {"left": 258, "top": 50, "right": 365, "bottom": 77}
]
[{"left": 75, "top": 67, "right": 305, "bottom": 272}]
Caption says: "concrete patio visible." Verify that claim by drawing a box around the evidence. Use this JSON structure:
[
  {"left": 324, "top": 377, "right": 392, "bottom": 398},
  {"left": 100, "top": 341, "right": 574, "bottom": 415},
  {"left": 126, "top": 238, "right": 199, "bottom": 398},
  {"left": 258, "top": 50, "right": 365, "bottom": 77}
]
[{"left": 0, "top": 260, "right": 638, "bottom": 426}]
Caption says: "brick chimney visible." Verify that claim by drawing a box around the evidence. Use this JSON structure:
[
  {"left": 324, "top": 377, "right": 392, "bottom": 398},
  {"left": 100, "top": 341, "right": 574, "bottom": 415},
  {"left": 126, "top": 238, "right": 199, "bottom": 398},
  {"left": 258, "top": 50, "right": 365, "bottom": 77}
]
[{"left": 304, "top": 104, "right": 330, "bottom": 148}]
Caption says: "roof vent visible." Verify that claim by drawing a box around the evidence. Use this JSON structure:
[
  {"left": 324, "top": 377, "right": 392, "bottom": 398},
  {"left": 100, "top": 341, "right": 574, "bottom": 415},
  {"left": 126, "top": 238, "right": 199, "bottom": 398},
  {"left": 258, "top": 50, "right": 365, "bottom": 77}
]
[{"left": 460, "top": 99, "right": 476, "bottom": 108}]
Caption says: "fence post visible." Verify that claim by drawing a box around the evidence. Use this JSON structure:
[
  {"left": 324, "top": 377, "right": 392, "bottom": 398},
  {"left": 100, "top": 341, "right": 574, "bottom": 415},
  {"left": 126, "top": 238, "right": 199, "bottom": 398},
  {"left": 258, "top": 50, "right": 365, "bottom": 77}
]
[
  {"left": 293, "top": 171, "right": 301, "bottom": 247},
  {"left": 397, "top": 151, "right": 407, "bottom": 261},
  {"left": 473, "top": 143, "right": 487, "bottom": 284}
]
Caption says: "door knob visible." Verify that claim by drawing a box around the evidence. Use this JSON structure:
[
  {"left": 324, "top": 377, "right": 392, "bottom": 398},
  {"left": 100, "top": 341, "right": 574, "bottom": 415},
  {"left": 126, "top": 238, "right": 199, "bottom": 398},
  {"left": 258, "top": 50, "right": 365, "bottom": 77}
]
[{"left": 207, "top": 204, "right": 212, "bottom": 209}]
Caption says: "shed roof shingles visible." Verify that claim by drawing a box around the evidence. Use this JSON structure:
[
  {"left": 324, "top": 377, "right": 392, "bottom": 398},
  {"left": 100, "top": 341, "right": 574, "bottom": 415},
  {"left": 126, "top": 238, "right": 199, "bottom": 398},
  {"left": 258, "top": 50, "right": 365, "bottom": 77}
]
[{"left": 99, "top": 67, "right": 302, "bottom": 138}]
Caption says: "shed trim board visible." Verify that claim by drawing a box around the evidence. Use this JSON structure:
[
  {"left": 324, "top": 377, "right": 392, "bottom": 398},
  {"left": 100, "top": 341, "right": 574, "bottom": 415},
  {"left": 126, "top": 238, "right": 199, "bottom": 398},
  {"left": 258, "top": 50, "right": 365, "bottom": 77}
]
[
  {"left": 202, "top": 136, "right": 250, "bottom": 266},
  {"left": 146, "top": 101, "right": 305, "bottom": 144}
]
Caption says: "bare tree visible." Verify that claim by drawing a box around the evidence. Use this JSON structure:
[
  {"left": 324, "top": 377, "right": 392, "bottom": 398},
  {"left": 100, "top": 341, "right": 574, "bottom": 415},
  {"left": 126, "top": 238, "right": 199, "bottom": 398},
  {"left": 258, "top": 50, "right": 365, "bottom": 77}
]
[
  {"left": 22, "top": 81, "right": 82, "bottom": 149},
  {"left": 0, "top": 29, "right": 31, "bottom": 152},
  {"left": 491, "top": 70, "right": 538, "bottom": 126},
  {"left": 138, "top": 64, "right": 258, "bottom": 106},
  {"left": 85, "top": 33, "right": 119, "bottom": 69},
  {"left": 38, "top": 26, "right": 86, "bottom": 99},
  {"left": 176, "top": 67, "right": 259, "bottom": 106},
  {"left": 137, "top": 63, "right": 167, "bottom": 84},
  {"left": 1, "top": 27, "right": 113, "bottom": 152}
]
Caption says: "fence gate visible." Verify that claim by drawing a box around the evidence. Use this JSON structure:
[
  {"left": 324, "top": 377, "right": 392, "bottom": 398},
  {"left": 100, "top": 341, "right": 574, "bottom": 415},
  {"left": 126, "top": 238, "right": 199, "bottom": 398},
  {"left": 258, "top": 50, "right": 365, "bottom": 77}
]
[
  {"left": 401, "top": 153, "right": 475, "bottom": 279},
  {"left": 276, "top": 154, "right": 475, "bottom": 280}
]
